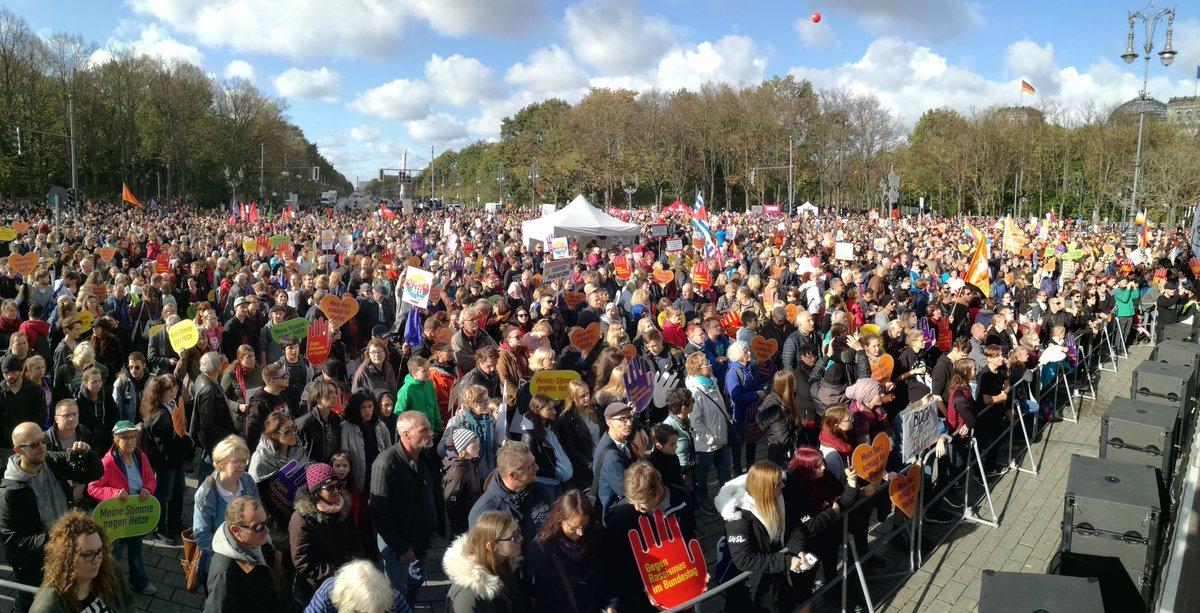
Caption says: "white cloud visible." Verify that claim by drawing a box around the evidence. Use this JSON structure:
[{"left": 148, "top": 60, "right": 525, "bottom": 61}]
[
  {"left": 128, "top": 0, "right": 404, "bottom": 59},
  {"left": 272, "top": 67, "right": 343, "bottom": 102},
  {"left": 222, "top": 59, "right": 255, "bottom": 82},
  {"left": 795, "top": 18, "right": 839, "bottom": 48},
  {"left": 839, "top": 0, "right": 984, "bottom": 41},
  {"left": 407, "top": 113, "right": 469, "bottom": 143},
  {"left": 655, "top": 35, "right": 767, "bottom": 92},
  {"left": 565, "top": 0, "right": 675, "bottom": 74},
  {"left": 348, "top": 78, "right": 432, "bottom": 120},
  {"left": 788, "top": 36, "right": 1198, "bottom": 128},
  {"left": 406, "top": 0, "right": 543, "bottom": 37},
  {"left": 505, "top": 45, "right": 590, "bottom": 99},
  {"left": 88, "top": 23, "right": 204, "bottom": 67},
  {"left": 425, "top": 54, "right": 502, "bottom": 107}
]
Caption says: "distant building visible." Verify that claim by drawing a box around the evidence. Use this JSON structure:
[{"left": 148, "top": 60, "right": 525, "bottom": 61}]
[
  {"left": 1109, "top": 97, "right": 1168, "bottom": 124},
  {"left": 995, "top": 106, "right": 1046, "bottom": 124},
  {"left": 1166, "top": 96, "right": 1200, "bottom": 128}
]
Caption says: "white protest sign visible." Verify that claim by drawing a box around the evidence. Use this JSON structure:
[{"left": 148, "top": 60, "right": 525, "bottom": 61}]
[
  {"left": 873, "top": 238, "right": 887, "bottom": 252},
  {"left": 666, "top": 237, "right": 683, "bottom": 253},
  {"left": 543, "top": 257, "right": 575, "bottom": 284},
  {"left": 835, "top": 242, "right": 855, "bottom": 261},
  {"left": 401, "top": 266, "right": 433, "bottom": 309},
  {"left": 541, "top": 204, "right": 557, "bottom": 216},
  {"left": 900, "top": 395, "right": 940, "bottom": 461},
  {"left": 551, "top": 237, "right": 570, "bottom": 259}
]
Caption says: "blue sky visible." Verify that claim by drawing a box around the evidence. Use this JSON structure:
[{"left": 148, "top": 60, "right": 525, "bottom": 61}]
[{"left": 9, "top": 0, "right": 1200, "bottom": 186}]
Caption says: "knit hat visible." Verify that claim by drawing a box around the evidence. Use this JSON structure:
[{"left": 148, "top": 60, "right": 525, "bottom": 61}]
[
  {"left": 452, "top": 428, "right": 479, "bottom": 453},
  {"left": 305, "top": 463, "right": 337, "bottom": 492}
]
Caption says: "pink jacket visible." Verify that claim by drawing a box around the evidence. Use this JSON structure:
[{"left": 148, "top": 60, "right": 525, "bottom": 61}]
[{"left": 87, "top": 448, "right": 158, "bottom": 501}]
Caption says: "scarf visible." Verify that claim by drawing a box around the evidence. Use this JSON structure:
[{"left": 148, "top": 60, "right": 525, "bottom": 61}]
[
  {"left": 234, "top": 364, "right": 250, "bottom": 403},
  {"left": 316, "top": 495, "right": 344, "bottom": 515},
  {"left": 819, "top": 428, "right": 854, "bottom": 456},
  {"left": 463, "top": 409, "right": 495, "bottom": 455},
  {"left": 690, "top": 375, "right": 716, "bottom": 391},
  {"left": 558, "top": 533, "right": 589, "bottom": 562}
]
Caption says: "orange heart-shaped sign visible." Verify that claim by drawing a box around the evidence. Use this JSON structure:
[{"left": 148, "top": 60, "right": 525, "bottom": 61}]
[
  {"left": 7, "top": 252, "right": 39, "bottom": 277},
  {"left": 870, "top": 354, "right": 894, "bottom": 383},
  {"left": 569, "top": 323, "right": 602, "bottom": 353},
  {"left": 563, "top": 292, "right": 586, "bottom": 310},
  {"left": 889, "top": 463, "right": 922, "bottom": 518},
  {"left": 652, "top": 269, "right": 675, "bottom": 285},
  {"left": 319, "top": 294, "right": 360, "bottom": 328},
  {"left": 619, "top": 343, "right": 638, "bottom": 361},
  {"left": 785, "top": 304, "right": 800, "bottom": 324},
  {"left": 851, "top": 433, "right": 891, "bottom": 484},
  {"left": 98, "top": 247, "right": 117, "bottom": 263},
  {"left": 11, "top": 221, "right": 29, "bottom": 234},
  {"left": 751, "top": 336, "right": 778, "bottom": 361}
]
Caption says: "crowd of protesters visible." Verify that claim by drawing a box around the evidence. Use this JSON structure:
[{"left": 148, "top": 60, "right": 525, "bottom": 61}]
[{"left": 0, "top": 196, "right": 1192, "bottom": 612}]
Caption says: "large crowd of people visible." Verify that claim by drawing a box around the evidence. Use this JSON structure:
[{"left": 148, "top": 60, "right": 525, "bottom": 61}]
[{"left": 0, "top": 197, "right": 1190, "bottom": 612}]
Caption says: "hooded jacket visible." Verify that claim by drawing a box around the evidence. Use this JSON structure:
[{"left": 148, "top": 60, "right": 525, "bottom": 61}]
[
  {"left": 715, "top": 474, "right": 794, "bottom": 611},
  {"left": 204, "top": 521, "right": 288, "bottom": 613},
  {"left": 443, "top": 534, "right": 522, "bottom": 613},
  {"left": 518, "top": 415, "right": 573, "bottom": 487},
  {"left": 87, "top": 448, "right": 158, "bottom": 502},
  {"left": 288, "top": 486, "right": 364, "bottom": 600},
  {"left": 395, "top": 373, "right": 441, "bottom": 431},
  {"left": 248, "top": 433, "right": 310, "bottom": 483}
]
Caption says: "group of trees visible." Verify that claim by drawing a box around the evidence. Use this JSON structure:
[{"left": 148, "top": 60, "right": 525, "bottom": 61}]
[
  {"left": 0, "top": 9, "right": 351, "bottom": 207},
  {"left": 381, "top": 78, "right": 1199, "bottom": 224}
]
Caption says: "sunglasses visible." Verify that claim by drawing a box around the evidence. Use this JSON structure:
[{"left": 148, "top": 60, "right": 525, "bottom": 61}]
[{"left": 235, "top": 521, "right": 269, "bottom": 534}]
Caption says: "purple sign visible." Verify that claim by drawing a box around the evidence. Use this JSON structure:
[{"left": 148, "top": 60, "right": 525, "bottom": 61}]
[
  {"left": 411, "top": 235, "right": 425, "bottom": 252},
  {"left": 624, "top": 357, "right": 654, "bottom": 413}
]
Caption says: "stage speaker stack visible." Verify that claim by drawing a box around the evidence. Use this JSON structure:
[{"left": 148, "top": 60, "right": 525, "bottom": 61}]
[
  {"left": 1100, "top": 396, "right": 1176, "bottom": 486},
  {"left": 978, "top": 571, "right": 1103, "bottom": 613},
  {"left": 1060, "top": 455, "right": 1164, "bottom": 611},
  {"left": 1159, "top": 322, "right": 1194, "bottom": 343},
  {"left": 1130, "top": 361, "right": 1193, "bottom": 423}
]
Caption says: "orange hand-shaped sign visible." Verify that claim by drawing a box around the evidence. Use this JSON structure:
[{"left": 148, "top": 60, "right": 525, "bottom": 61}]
[{"left": 627, "top": 508, "right": 708, "bottom": 610}]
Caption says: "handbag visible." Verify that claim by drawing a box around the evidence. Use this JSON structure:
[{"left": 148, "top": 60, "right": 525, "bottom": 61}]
[{"left": 180, "top": 527, "right": 201, "bottom": 593}]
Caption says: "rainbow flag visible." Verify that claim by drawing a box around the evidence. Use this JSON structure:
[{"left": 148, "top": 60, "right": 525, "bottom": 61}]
[{"left": 1134, "top": 210, "right": 1146, "bottom": 226}]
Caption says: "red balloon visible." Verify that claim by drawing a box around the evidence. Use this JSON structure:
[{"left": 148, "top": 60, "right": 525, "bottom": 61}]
[{"left": 812, "top": 11, "right": 822, "bottom": 23}]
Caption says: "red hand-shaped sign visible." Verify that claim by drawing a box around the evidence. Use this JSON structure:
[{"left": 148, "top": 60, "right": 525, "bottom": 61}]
[
  {"left": 307, "top": 317, "right": 331, "bottom": 365},
  {"left": 627, "top": 508, "right": 708, "bottom": 610}
]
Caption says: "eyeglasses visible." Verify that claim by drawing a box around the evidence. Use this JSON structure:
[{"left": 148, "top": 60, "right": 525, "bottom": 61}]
[
  {"left": 78, "top": 546, "right": 104, "bottom": 563},
  {"left": 609, "top": 414, "right": 634, "bottom": 423},
  {"left": 18, "top": 438, "right": 47, "bottom": 449},
  {"left": 496, "top": 532, "right": 522, "bottom": 543},
  {"left": 234, "top": 521, "right": 268, "bottom": 534},
  {"left": 516, "top": 313, "right": 529, "bottom": 318}
]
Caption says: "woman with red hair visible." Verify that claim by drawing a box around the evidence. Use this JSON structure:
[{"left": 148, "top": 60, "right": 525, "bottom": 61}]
[{"left": 785, "top": 445, "right": 857, "bottom": 596}]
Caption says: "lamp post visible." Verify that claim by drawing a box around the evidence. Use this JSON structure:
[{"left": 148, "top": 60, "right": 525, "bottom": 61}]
[
  {"left": 496, "top": 169, "right": 506, "bottom": 203},
  {"left": 1121, "top": 4, "right": 1177, "bottom": 226},
  {"left": 224, "top": 166, "right": 244, "bottom": 210}
]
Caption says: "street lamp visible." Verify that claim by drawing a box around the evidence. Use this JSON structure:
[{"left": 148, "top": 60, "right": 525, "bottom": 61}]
[
  {"left": 224, "top": 166, "right": 244, "bottom": 208},
  {"left": 1121, "top": 4, "right": 1177, "bottom": 226},
  {"left": 496, "top": 169, "right": 506, "bottom": 203}
]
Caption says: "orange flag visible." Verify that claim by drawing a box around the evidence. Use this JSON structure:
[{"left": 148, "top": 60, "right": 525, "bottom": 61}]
[
  {"left": 122, "top": 183, "right": 142, "bottom": 208},
  {"left": 964, "top": 222, "right": 990, "bottom": 297}
]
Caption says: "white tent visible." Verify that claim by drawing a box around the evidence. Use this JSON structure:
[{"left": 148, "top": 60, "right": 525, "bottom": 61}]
[
  {"left": 521, "top": 194, "right": 640, "bottom": 247},
  {"left": 798, "top": 201, "right": 819, "bottom": 215}
]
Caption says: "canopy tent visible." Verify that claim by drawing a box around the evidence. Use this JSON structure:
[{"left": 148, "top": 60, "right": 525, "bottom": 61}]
[
  {"left": 521, "top": 194, "right": 641, "bottom": 247},
  {"left": 664, "top": 199, "right": 690, "bottom": 214},
  {"left": 798, "top": 201, "right": 819, "bottom": 215}
]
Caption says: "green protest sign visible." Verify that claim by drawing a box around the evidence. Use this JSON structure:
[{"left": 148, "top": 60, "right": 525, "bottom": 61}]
[
  {"left": 271, "top": 317, "right": 310, "bottom": 344},
  {"left": 92, "top": 496, "right": 160, "bottom": 539},
  {"left": 1062, "top": 248, "right": 1085, "bottom": 261},
  {"left": 268, "top": 234, "right": 292, "bottom": 248}
]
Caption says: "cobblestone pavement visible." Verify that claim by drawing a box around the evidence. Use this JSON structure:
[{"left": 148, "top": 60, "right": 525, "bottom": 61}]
[{"left": 0, "top": 345, "right": 1153, "bottom": 612}]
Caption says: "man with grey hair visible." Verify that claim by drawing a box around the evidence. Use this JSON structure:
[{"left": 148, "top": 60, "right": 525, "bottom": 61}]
[
  {"left": 203, "top": 496, "right": 288, "bottom": 612},
  {"left": 781, "top": 310, "right": 819, "bottom": 372},
  {"left": 370, "top": 411, "right": 444, "bottom": 602},
  {"left": 468, "top": 440, "right": 555, "bottom": 552},
  {"left": 193, "top": 351, "right": 236, "bottom": 480}
]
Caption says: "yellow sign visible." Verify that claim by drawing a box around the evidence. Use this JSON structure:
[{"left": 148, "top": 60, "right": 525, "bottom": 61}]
[
  {"left": 0, "top": 228, "right": 16, "bottom": 242},
  {"left": 76, "top": 310, "right": 94, "bottom": 333},
  {"left": 529, "top": 370, "right": 582, "bottom": 401},
  {"left": 168, "top": 319, "right": 199, "bottom": 353}
]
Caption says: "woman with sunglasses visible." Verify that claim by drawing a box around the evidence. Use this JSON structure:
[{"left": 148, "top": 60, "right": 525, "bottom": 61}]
[
  {"left": 444, "top": 510, "right": 527, "bottom": 613},
  {"left": 85, "top": 421, "right": 158, "bottom": 595},
  {"left": 139, "top": 374, "right": 191, "bottom": 545},
  {"left": 32, "top": 509, "right": 135, "bottom": 613},
  {"left": 288, "top": 462, "right": 364, "bottom": 605}
]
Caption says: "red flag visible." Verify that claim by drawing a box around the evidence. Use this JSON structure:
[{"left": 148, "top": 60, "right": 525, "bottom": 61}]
[
  {"left": 228, "top": 211, "right": 237, "bottom": 226},
  {"left": 240, "top": 202, "right": 248, "bottom": 220},
  {"left": 379, "top": 202, "right": 397, "bottom": 219},
  {"left": 249, "top": 202, "right": 260, "bottom": 223}
]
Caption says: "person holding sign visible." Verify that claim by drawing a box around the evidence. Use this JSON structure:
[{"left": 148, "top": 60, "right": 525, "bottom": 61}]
[
  {"left": 31, "top": 510, "right": 136, "bottom": 613},
  {"left": 86, "top": 421, "right": 158, "bottom": 596}
]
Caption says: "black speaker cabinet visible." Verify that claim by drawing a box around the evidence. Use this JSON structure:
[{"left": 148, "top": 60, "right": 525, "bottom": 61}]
[
  {"left": 1130, "top": 360, "right": 1192, "bottom": 415},
  {"left": 1062, "top": 455, "right": 1162, "bottom": 605},
  {"left": 1151, "top": 338, "right": 1200, "bottom": 376},
  {"left": 979, "top": 571, "right": 1103, "bottom": 613},
  {"left": 1100, "top": 396, "right": 1176, "bottom": 484},
  {"left": 1159, "top": 322, "right": 1194, "bottom": 343}
]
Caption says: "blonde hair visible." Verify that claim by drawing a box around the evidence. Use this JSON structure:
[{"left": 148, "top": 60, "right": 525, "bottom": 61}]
[
  {"left": 623, "top": 461, "right": 665, "bottom": 508},
  {"left": 212, "top": 435, "right": 249, "bottom": 468},
  {"left": 746, "top": 461, "right": 784, "bottom": 542},
  {"left": 604, "top": 325, "right": 627, "bottom": 348},
  {"left": 530, "top": 347, "right": 556, "bottom": 372},
  {"left": 462, "top": 511, "right": 518, "bottom": 582},
  {"left": 71, "top": 341, "right": 95, "bottom": 367}
]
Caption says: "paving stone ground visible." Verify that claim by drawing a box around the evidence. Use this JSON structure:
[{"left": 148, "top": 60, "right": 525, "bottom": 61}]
[{"left": 0, "top": 344, "right": 1155, "bottom": 612}]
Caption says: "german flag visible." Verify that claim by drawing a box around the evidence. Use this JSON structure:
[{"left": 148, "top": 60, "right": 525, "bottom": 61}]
[{"left": 1020, "top": 79, "right": 1036, "bottom": 95}]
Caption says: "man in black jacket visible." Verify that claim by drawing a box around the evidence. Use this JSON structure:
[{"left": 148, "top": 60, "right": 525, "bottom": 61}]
[
  {"left": 0, "top": 356, "right": 45, "bottom": 455},
  {"left": 203, "top": 496, "right": 288, "bottom": 613},
  {"left": 0, "top": 421, "right": 101, "bottom": 612},
  {"left": 192, "top": 351, "right": 236, "bottom": 480},
  {"left": 370, "top": 411, "right": 444, "bottom": 603}
]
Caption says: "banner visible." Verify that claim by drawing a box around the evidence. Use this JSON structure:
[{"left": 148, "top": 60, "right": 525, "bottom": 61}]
[
  {"left": 834, "top": 242, "right": 854, "bottom": 261},
  {"left": 651, "top": 223, "right": 669, "bottom": 238},
  {"left": 899, "top": 395, "right": 940, "bottom": 462},
  {"left": 402, "top": 266, "right": 434, "bottom": 309},
  {"left": 543, "top": 257, "right": 575, "bottom": 284},
  {"left": 628, "top": 509, "right": 708, "bottom": 609},
  {"left": 529, "top": 370, "right": 582, "bottom": 400},
  {"left": 270, "top": 318, "right": 310, "bottom": 344},
  {"left": 93, "top": 496, "right": 160, "bottom": 539}
]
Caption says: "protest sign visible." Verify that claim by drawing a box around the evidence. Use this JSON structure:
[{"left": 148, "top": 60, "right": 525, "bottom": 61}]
[
  {"left": 402, "top": 266, "right": 434, "bottom": 308},
  {"left": 569, "top": 323, "right": 601, "bottom": 353},
  {"left": 834, "top": 242, "right": 854, "bottom": 261},
  {"left": 691, "top": 261, "right": 710, "bottom": 289},
  {"left": 543, "top": 257, "right": 574, "bottom": 284},
  {"left": 651, "top": 223, "right": 669, "bottom": 238},
  {"left": 652, "top": 269, "right": 674, "bottom": 285},
  {"left": 900, "top": 395, "right": 940, "bottom": 462},
  {"left": 530, "top": 370, "right": 582, "bottom": 400},
  {"left": 874, "top": 237, "right": 887, "bottom": 252},
  {"left": 750, "top": 336, "right": 778, "bottom": 361},
  {"left": 563, "top": 291, "right": 586, "bottom": 310},
  {"left": 666, "top": 237, "right": 683, "bottom": 253},
  {"left": 0, "top": 228, "right": 16, "bottom": 242},
  {"left": 76, "top": 310, "right": 94, "bottom": 334},
  {"left": 851, "top": 433, "right": 891, "bottom": 484},
  {"left": 628, "top": 509, "right": 708, "bottom": 609},
  {"left": 551, "top": 237, "right": 570, "bottom": 259},
  {"left": 7, "top": 252, "right": 37, "bottom": 278},
  {"left": 613, "top": 255, "right": 632, "bottom": 280},
  {"left": 624, "top": 357, "right": 654, "bottom": 413},
  {"left": 93, "top": 496, "right": 160, "bottom": 539},
  {"left": 10, "top": 221, "right": 28, "bottom": 234},
  {"left": 268, "top": 234, "right": 291, "bottom": 248},
  {"left": 98, "top": 247, "right": 117, "bottom": 263},
  {"left": 889, "top": 464, "right": 922, "bottom": 518},
  {"left": 168, "top": 319, "right": 199, "bottom": 353},
  {"left": 270, "top": 318, "right": 310, "bottom": 344},
  {"left": 258, "top": 460, "right": 306, "bottom": 522},
  {"left": 306, "top": 318, "right": 331, "bottom": 365},
  {"left": 319, "top": 294, "right": 359, "bottom": 327}
]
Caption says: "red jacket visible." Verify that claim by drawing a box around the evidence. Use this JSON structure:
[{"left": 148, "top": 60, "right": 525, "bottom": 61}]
[
  {"left": 19, "top": 319, "right": 50, "bottom": 347},
  {"left": 87, "top": 448, "right": 158, "bottom": 501}
]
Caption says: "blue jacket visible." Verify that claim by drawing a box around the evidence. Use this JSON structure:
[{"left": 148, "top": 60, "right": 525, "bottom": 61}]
[
  {"left": 725, "top": 361, "right": 764, "bottom": 424},
  {"left": 303, "top": 574, "right": 412, "bottom": 613}
]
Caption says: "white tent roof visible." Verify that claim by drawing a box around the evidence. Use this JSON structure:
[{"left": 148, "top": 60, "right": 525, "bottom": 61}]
[{"left": 521, "top": 194, "right": 640, "bottom": 246}]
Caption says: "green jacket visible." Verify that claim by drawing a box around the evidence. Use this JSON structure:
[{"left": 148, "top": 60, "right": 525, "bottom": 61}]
[
  {"left": 1113, "top": 287, "right": 1137, "bottom": 317},
  {"left": 31, "top": 583, "right": 136, "bottom": 613},
  {"left": 395, "top": 374, "right": 441, "bottom": 431}
]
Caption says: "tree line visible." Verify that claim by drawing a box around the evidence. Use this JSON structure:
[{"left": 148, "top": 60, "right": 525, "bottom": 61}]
[
  {"left": 0, "top": 8, "right": 351, "bottom": 207},
  {"left": 379, "top": 78, "right": 1199, "bottom": 224}
]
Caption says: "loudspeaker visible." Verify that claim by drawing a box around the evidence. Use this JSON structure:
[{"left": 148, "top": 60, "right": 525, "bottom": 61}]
[
  {"left": 1130, "top": 360, "right": 1192, "bottom": 415},
  {"left": 1159, "top": 323, "right": 1194, "bottom": 343},
  {"left": 1100, "top": 396, "right": 1176, "bottom": 484},
  {"left": 1062, "top": 455, "right": 1163, "bottom": 606},
  {"left": 1151, "top": 339, "right": 1200, "bottom": 377},
  {"left": 978, "top": 570, "right": 1103, "bottom": 613}
]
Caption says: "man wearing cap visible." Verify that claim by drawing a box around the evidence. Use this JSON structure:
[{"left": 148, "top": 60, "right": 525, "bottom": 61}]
[
  {"left": 258, "top": 305, "right": 290, "bottom": 366},
  {"left": 0, "top": 356, "right": 44, "bottom": 456},
  {"left": 0, "top": 421, "right": 101, "bottom": 611},
  {"left": 592, "top": 402, "right": 641, "bottom": 513},
  {"left": 221, "top": 296, "right": 258, "bottom": 362}
]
